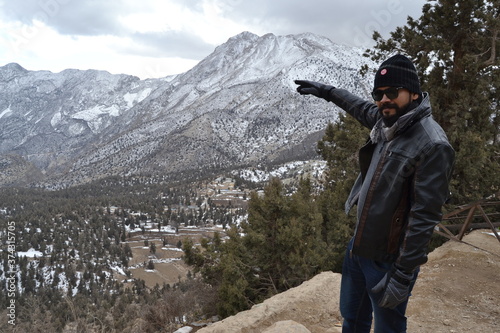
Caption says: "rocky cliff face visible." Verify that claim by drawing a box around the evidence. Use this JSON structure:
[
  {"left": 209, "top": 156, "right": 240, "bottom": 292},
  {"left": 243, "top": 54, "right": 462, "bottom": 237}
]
[
  {"left": 0, "top": 32, "right": 375, "bottom": 188},
  {"left": 198, "top": 271, "right": 343, "bottom": 333}
]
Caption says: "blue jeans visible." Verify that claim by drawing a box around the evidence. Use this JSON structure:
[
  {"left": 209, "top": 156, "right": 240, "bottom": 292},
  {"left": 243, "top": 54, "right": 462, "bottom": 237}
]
[{"left": 340, "top": 239, "right": 418, "bottom": 333}]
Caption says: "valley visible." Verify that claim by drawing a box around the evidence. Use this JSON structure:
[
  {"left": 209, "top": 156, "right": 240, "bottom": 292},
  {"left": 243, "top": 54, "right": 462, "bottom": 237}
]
[{"left": 124, "top": 225, "right": 225, "bottom": 288}]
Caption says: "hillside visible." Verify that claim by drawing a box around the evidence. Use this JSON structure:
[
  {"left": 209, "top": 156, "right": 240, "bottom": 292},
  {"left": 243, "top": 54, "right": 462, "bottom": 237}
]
[
  {"left": 193, "top": 230, "right": 500, "bottom": 333},
  {"left": 0, "top": 32, "right": 375, "bottom": 189}
]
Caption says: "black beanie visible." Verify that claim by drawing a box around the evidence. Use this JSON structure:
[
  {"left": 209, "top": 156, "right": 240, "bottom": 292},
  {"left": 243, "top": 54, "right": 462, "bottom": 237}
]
[{"left": 374, "top": 54, "right": 421, "bottom": 94}]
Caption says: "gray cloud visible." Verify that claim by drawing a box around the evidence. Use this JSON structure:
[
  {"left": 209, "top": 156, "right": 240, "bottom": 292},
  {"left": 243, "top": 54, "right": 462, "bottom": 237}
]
[
  {"left": 0, "top": 0, "right": 214, "bottom": 59},
  {"left": 0, "top": 0, "right": 427, "bottom": 62},
  {"left": 217, "top": 0, "right": 426, "bottom": 47},
  {"left": 0, "top": 0, "right": 127, "bottom": 35},
  {"left": 123, "top": 31, "right": 216, "bottom": 59}
]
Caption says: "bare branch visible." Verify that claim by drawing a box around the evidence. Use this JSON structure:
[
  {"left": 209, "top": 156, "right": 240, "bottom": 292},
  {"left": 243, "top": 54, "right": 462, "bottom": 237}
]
[{"left": 484, "top": 28, "right": 498, "bottom": 66}]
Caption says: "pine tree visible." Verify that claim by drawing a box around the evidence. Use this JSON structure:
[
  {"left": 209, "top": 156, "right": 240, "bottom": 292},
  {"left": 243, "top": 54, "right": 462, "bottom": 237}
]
[
  {"left": 316, "top": 116, "right": 369, "bottom": 272},
  {"left": 242, "top": 178, "right": 330, "bottom": 302},
  {"left": 244, "top": 178, "right": 290, "bottom": 293},
  {"left": 216, "top": 227, "right": 257, "bottom": 317},
  {"left": 365, "top": 0, "right": 500, "bottom": 202},
  {"left": 183, "top": 233, "right": 224, "bottom": 288},
  {"left": 183, "top": 178, "right": 333, "bottom": 317},
  {"left": 283, "top": 178, "right": 328, "bottom": 282}
]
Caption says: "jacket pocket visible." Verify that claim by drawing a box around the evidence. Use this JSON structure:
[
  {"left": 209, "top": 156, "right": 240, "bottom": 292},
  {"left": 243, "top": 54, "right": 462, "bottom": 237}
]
[
  {"left": 386, "top": 147, "right": 417, "bottom": 178},
  {"left": 387, "top": 213, "right": 406, "bottom": 254}
]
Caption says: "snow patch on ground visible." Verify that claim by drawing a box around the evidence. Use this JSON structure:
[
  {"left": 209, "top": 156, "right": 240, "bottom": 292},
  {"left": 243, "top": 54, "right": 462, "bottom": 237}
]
[{"left": 18, "top": 248, "right": 44, "bottom": 258}]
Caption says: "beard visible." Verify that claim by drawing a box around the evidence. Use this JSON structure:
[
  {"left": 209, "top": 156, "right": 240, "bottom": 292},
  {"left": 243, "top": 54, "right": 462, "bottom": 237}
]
[{"left": 378, "top": 101, "right": 411, "bottom": 126}]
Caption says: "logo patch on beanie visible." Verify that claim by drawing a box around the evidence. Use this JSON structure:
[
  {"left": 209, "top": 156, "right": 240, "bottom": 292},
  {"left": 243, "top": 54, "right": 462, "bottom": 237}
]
[{"left": 381, "top": 69, "right": 387, "bottom": 75}]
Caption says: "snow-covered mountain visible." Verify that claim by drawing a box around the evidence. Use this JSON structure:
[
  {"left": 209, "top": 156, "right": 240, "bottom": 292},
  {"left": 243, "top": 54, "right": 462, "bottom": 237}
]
[{"left": 0, "top": 32, "right": 375, "bottom": 188}]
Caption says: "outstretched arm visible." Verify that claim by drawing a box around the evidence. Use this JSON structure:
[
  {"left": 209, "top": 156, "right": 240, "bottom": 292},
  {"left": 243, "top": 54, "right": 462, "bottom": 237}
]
[{"left": 295, "top": 80, "right": 379, "bottom": 129}]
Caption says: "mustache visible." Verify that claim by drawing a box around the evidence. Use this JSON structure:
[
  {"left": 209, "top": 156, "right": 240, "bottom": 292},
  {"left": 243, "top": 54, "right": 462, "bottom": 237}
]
[{"left": 379, "top": 103, "right": 399, "bottom": 111}]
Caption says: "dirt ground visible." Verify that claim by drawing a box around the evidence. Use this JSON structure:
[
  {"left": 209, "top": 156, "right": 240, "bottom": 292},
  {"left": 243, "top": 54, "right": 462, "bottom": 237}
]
[
  {"left": 123, "top": 226, "right": 219, "bottom": 287},
  {"left": 123, "top": 238, "right": 190, "bottom": 287},
  {"left": 406, "top": 230, "right": 500, "bottom": 333}
]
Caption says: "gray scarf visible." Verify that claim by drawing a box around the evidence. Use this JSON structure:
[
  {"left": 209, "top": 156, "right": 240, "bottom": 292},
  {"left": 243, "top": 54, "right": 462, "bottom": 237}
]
[{"left": 370, "top": 108, "right": 419, "bottom": 143}]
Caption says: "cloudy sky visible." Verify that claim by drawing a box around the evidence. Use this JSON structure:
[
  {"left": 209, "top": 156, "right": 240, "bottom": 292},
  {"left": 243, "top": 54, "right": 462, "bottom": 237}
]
[{"left": 0, "top": 0, "right": 427, "bottom": 79}]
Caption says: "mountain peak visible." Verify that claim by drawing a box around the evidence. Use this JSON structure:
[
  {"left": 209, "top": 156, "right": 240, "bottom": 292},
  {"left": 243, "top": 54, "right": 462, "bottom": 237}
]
[
  {"left": 1, "top": 62, "right": 27, "bottom": 71},
  {"left": 228, "top": 31, "right": 260, "bottom": 42},
  {"left": 0, "top": 62, "right": 28, "bottom": 80}
]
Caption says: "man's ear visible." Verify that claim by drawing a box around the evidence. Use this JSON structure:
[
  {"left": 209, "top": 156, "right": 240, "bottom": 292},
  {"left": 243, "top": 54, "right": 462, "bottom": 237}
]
[{"left": 411, "top": 93, "right": 420, "bottom": 101}]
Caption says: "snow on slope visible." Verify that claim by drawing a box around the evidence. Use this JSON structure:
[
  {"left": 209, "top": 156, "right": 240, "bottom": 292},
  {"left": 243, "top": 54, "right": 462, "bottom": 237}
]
[{"left": 0, "top": 32, "right": 377, "bottom": 188}]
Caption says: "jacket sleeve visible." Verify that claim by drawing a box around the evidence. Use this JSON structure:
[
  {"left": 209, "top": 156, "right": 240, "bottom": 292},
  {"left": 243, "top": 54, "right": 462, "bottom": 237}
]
[
  {"left": 396, "top": 141, "right": 455, "bottom": 271},
  {"left": 326, "top": 88, "right": 380, "bottom": 129}
]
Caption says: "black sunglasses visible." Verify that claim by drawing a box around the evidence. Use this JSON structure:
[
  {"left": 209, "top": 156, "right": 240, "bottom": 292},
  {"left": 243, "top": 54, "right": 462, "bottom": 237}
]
[{"left": 371, "top": 87, "right": 404, "bottom": 101}]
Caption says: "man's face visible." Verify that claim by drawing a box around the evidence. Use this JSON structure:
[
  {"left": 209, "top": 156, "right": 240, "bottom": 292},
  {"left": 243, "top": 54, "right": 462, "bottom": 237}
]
[{"left": 374, "top": 86, "right": 419, "bottom": 118}]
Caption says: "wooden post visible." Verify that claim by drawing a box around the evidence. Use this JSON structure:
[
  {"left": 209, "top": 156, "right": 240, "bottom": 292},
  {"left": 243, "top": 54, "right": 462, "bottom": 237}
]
[
  {"left": 477, "top": 204, "right": 500, "bottom": 242},
  {"left": 457, "top": 205, "right": 477, "bottom": 240}
]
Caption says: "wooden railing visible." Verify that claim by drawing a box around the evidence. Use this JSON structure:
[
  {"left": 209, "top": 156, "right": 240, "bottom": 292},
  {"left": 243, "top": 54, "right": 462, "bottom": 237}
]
[{"left": 434, "top": 200, "right": 500, "bottom": 243}]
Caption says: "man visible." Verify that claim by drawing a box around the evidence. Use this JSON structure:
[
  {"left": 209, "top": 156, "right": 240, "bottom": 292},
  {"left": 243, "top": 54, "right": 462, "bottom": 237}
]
[{"left": 295, "top": 54, "right": 455, "bottom": 333}]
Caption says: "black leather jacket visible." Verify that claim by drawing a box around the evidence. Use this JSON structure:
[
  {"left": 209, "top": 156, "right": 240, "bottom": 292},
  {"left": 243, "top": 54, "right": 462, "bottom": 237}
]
[{"left": 326, "top": 88, "right": 455, "bottom": 272}]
